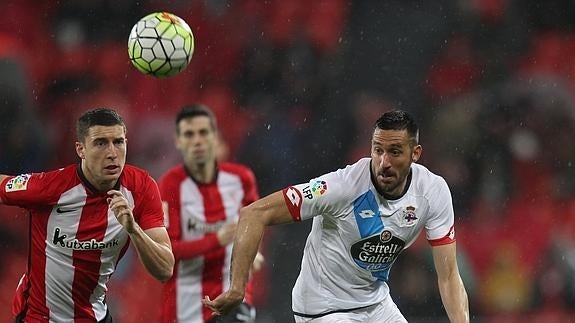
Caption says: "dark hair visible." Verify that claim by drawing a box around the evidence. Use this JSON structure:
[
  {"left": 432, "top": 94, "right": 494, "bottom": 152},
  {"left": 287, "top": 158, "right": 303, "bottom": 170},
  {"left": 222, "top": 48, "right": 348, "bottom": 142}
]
[
  {"left": 77, "top": 108, "right": 126, "bottom": 142},
  {"left": 175, "top": 104, "right": 217, "bottom": 133},
  {"left": 374, "top": 110, "right": 419, "bottom": 144}
]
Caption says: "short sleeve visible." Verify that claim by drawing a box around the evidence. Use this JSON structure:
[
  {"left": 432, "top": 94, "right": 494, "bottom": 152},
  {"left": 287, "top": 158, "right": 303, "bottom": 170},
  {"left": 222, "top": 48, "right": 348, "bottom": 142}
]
[
  {"left": 133, "top": 175, "right": 165, "bottom": 230},
  {"left": 425, "top": 177, "right": 456, "bottom": 246},
  {"left": 282, "top": 170, "right": 352, "bottom": 222},
  {"left": 0, "top": 172, "right": 62, "bottom": 206}
]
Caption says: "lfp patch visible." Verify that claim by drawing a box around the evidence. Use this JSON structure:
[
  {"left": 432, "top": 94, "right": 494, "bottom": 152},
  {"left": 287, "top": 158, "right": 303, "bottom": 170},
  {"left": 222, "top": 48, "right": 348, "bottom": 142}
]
[
  {"left": 5, "top": 174, "right": 31, "bottom": 192},
  {"left": 310, "top": 180, "right": 328, "bottom": 196}
]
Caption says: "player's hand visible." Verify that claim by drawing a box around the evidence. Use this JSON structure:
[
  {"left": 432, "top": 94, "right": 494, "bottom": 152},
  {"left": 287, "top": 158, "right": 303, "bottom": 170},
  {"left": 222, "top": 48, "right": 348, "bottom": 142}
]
[
  {"left": 107, "top": 190, "right": 136, "bottom": 233},
  {"left": 217, "top": 222, "right": 237, "bottom": 246},
  {"left": 252, "top": 252, "right": 265, "bottom": 272},
  {"left": 202, "top": 289, "right": 245, "bottom": 317}
]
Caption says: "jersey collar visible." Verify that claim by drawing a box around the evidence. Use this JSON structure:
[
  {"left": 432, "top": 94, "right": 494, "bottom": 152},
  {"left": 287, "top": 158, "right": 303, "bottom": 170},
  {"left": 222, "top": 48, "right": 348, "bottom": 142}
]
[{"left": 183, "top": 162, "right": 219, "bottom": 185}]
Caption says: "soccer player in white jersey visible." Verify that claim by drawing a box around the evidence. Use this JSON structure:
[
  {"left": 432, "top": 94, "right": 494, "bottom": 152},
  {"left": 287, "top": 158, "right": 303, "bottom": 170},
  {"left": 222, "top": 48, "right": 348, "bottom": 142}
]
[
  {"left": 204, "top": 110, "right": 469, "bottom": 322},
  {"left": 0, "top": 108, "right": 175, "bottom": 323},
  {"left": 159, "top": 104, "right": 262, "bottom": 323}
]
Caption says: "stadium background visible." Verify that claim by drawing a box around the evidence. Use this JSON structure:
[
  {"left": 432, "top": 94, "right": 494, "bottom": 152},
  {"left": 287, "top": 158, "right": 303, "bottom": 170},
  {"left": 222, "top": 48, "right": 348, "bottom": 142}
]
[{"left": 1, "top": 0, "right": 575, "bottom": 322}]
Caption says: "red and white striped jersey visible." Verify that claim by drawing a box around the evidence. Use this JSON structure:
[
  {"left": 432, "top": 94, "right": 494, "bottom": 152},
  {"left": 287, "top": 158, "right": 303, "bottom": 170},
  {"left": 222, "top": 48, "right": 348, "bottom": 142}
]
[
  {"left": 159, "top": 162, "right": 259, "bottom": 323},
  {"left": 0, "top": 164, "right": 165, "bottom": 323}
]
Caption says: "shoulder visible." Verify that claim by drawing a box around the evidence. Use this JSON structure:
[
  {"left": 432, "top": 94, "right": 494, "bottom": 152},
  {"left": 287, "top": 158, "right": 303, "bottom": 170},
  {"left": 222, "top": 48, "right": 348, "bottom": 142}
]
[
  {"left": 411, "top": 163, "right": 448, "bottom": 187},
  {"left": 328, "top": 158, "right": 371, "bottom": 190},
  {"left": 32, "top": 164, "right": 78, "bottom": 186},
  {"left": 122, "top": 164, "right": 152, "bottom": 178},
  {"left": 158, "top": 165, "right": 186, "bottom": 184},
  {"left": 121, "top": 164, "right": 158, "bottom": 189},
  {"left": 312, "top": 159, "right": 371, "bottom": 203},
  {"left": 410, "top": 163, "right": 451, "bottom": 200}
]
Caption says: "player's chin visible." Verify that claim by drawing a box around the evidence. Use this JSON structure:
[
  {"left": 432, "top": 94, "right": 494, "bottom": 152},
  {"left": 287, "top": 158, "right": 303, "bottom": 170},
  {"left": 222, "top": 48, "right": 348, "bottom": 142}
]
[
  {"left": 101, "top": 171, "right": 122, "bottom": 182},
  {"left": 378, "top": 181, "right": 398, "bottom": 194},
  {"left": 191, "top": 156, "right": 209, "bottom": 165}
]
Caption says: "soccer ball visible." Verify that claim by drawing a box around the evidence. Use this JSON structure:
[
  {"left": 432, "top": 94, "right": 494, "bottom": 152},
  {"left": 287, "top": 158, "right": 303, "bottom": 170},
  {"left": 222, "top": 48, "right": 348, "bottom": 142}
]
[{"left": 127, "top": 12, "right": 194, "bottom": 78}]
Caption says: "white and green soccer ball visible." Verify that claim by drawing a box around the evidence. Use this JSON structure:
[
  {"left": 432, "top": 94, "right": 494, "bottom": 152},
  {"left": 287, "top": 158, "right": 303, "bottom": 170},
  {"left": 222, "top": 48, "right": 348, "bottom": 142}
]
[{"left": 128, "top": 12, "right": 194, "bottom": 78}]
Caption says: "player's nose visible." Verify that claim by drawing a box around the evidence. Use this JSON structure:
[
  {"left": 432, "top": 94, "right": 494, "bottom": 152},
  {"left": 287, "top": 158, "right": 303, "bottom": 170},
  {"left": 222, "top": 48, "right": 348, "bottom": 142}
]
[{"left": 105, "top": 142, "right": 118, "bottom": 159}]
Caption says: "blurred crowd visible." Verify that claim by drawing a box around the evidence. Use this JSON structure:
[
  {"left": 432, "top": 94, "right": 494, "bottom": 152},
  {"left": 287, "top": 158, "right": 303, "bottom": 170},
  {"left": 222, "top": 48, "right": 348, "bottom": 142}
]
[{"left": 1, "top": 0, "right": 575, "bottom": 322}]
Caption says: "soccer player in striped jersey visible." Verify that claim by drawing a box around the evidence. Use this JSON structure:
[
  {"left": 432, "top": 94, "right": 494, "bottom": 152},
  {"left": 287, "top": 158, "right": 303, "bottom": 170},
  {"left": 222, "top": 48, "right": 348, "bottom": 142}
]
[
  {"left": 204, "top": 110, "right": 469, "bottom": 322},
  {"left": 159, "top": 104, "right": 262, "bottom": 323},
  {"left": 0, "top": 108, "right": 174, "bottom": 323}
]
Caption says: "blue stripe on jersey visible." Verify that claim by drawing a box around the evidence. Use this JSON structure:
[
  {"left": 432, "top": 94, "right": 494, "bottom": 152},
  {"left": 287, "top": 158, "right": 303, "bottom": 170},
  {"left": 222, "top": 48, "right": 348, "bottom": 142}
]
[
  {"left": 353, "top": 190, "right": 383, "bottom": 237},
  {"left": 353, "top": 190, "right": 391, "bottom": 281}
]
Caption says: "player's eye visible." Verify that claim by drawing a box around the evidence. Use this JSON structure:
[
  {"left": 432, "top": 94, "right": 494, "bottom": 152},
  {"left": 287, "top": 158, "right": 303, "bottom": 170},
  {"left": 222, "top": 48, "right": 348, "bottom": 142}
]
[
  {"left": 390, "top": 149, "right": 402, "bottom": 156},
  {"left": 199, "top": 129, "right": 210, "bottom": 136},
  {"left": 94, "top": 140, "right": 107, "bottom": 147}
]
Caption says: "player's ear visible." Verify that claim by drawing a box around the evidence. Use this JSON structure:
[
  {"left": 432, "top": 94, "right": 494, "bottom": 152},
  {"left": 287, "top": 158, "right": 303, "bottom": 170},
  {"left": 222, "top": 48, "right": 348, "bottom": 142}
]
[
  {"left": 412, "top": 144, "right": 422, "bottom": 162},
  {"left": 174, "top": 133, "right": 181, "bottom": 150},
  {"left": 75, "top": 141, "right": 85, "bottom": 159}
]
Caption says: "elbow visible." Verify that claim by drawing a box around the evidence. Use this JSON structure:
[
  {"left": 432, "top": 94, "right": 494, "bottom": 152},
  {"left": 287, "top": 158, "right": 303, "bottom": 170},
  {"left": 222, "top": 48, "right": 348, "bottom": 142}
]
[
  {"left": 157, "top": 272, "right": 173, "bottom": 283},
  {"left": 157, "top": 255, "right": 175, "bottom": 283},
  {"left": 239, "top": 204, "right": 270, "bottom": 229},
  {"left": 239, "top": 204, "right": 261, "bottom": 224},
  {"left": 156, "top": 265, "right": 174, "bottom": 283}
]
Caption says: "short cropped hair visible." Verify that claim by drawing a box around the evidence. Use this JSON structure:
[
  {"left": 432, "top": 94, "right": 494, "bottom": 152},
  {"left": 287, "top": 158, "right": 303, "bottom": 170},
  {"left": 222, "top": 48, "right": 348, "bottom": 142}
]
[
  {"left": 175, "top": 104, "right": 218, "bottom": 134},
  {"left": 77, "top": 108, "right": 126, "bottom": 142},
  {"left": 374, "top": 110, "right": 419, "bottom": 145}
]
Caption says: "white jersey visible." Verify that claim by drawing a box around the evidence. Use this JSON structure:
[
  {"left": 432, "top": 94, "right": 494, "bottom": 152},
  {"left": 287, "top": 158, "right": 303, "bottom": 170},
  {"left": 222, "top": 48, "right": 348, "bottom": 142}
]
[{"left": 281, "top": 158, "right": 456, "bottom": 317}]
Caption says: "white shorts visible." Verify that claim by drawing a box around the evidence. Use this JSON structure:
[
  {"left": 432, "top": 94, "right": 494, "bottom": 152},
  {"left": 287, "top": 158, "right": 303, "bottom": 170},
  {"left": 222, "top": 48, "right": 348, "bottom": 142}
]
[{"left": 293, "top": 296, "right": 407, "bottom": 323}]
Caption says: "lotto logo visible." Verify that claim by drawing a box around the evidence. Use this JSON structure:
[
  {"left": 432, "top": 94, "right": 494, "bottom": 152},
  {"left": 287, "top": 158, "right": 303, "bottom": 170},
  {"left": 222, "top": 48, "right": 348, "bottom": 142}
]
[
  {"left": 358, "top": 209, "right": 375, "bottom": 219},
  {"left": 282, "top": 186, "right": 303, "bottom": 221},
  {"left": 284, "top": 187, "right": 302, "bottom": 207}
]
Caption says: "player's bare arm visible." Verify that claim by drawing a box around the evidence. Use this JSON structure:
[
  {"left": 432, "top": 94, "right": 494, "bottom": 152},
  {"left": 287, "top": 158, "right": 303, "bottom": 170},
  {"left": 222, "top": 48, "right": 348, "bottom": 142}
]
[
  {"left": 432, "top": 242, "right": 469, "bottom": 323},
  {"left": 0, "top": 174, "right": 8, "bottom": 188},
  {"left": 202, "top": 190, "right": 293, "bottom": 315},
  {"left": 216, "top": 222, "right": 265, "bottom": 272},
  {"left": 107, "top": 189, "right": 174, "bottom": 282}
]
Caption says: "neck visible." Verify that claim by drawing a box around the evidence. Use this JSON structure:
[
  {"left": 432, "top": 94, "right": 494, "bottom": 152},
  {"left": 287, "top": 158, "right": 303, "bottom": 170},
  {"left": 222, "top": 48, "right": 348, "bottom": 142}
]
[{"left": 80, "top": 162, "right": 116, "bottom": 192}]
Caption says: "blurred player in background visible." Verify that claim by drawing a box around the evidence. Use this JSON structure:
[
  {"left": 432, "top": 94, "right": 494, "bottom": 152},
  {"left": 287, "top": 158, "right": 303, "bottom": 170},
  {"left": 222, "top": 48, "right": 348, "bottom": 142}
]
[
  {"left": 159, "top": 104, "right": 262, "bottom": 323},
  {"left": 204, "top": 110, "right": 469, "bottom": 322},
  {"left": 0, "top": 108, "right": 174, "bottom": 323}
]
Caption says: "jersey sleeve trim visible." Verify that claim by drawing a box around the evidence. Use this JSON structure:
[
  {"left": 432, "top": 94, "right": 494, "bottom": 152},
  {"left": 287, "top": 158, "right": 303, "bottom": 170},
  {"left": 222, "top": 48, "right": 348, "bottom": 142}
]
[
  {"left": 428, "top": 225, "right": 456, "bottom": 246},
  {"left": 282, "top": 187, "right": 302, "bottom": 222}
]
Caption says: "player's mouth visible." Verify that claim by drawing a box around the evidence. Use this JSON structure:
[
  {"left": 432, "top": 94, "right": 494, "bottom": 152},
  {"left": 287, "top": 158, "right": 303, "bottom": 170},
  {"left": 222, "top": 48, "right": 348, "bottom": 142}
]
[
  {"left": 378, "top": 172, "right": 395, "bottom": 183},
  {"left": 104, "top": 165, "right": 120, "bottom": 174}
]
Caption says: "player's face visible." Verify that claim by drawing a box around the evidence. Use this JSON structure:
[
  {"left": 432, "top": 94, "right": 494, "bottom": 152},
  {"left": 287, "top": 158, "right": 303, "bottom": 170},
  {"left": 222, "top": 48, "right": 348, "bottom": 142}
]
[
  {"left": 76, "top": 125, "right": 127, "bottom": 191},
  {"left": 176, "top": 116, "right": 217, "bottom": 167},
  {"left": 370, "top": 128, "right": 421, "bottom": 197}
]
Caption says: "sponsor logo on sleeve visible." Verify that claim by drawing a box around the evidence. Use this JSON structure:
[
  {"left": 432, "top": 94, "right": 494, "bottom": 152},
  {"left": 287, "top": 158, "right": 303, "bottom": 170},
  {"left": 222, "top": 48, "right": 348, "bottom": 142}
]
[
  {"left": 448, "top": 226, "right": 455, "bottom": 240},
  {"left": 282, "top": 186, "right": 303, "bottom": 221},
  {"left": 5, "top": 174, "right": 31, "bottom": 192},
  {"left": 429, "top": 225, "right": 456, "bottom": 246}
]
